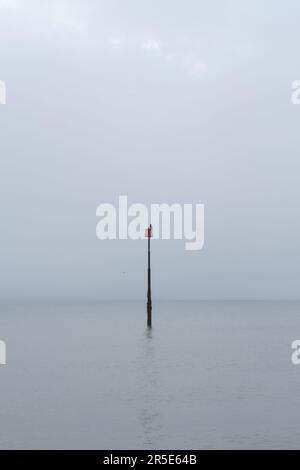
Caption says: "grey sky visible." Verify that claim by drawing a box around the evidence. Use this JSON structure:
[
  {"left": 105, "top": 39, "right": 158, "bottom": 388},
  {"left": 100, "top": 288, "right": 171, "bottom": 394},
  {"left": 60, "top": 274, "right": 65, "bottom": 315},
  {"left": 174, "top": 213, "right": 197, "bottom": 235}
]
[{"left": 0, "top": 0, "right": 300, "bottom": 300}]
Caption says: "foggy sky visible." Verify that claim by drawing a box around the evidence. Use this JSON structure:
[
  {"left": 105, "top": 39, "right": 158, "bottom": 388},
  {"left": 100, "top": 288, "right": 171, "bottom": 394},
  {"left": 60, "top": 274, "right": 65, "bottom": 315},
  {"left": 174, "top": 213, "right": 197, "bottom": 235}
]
[{"left": 0, "top": 0, "right": 300, "bottom": 300}]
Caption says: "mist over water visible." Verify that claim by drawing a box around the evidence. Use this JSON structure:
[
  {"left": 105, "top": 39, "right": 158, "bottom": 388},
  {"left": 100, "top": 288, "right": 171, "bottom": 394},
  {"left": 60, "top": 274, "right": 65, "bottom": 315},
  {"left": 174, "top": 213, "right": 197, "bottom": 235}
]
[
  {"left": 0, "top": 301, "right": 299, "bottom": 450},
  {"left": 1, "top": 1, "right": 300, "bottom": 454}
]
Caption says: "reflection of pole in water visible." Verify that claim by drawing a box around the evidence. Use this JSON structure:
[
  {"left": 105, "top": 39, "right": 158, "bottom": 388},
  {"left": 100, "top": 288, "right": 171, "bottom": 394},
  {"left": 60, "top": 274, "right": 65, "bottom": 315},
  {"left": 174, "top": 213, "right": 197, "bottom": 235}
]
[
  {"left": 146, "top": 225, "right": 153, "bottom": 328},
  {"left": 139, "top": 327, "right": 159, "bottom": 448}
]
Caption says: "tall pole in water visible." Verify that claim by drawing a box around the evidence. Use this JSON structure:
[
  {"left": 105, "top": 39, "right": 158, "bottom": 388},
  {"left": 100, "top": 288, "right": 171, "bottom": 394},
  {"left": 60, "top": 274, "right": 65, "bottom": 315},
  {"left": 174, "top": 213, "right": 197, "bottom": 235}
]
[{"left": 147, "top": 225, "right": 152, "bottom": 328}]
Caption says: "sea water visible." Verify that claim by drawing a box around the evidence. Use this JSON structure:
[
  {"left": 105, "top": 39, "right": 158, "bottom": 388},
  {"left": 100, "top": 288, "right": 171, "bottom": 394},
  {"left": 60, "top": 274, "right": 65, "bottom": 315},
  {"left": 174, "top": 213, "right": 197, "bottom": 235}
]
[{"left": 0, "top": 301, "right": 299, "bottom": 449}]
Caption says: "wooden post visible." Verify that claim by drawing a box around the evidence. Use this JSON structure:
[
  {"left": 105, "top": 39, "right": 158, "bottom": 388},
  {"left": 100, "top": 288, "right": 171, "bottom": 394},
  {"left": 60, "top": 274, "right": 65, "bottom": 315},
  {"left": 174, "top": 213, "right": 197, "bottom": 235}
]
[{"left": 147, "top": 225, "right": 152, "bottom": 328}]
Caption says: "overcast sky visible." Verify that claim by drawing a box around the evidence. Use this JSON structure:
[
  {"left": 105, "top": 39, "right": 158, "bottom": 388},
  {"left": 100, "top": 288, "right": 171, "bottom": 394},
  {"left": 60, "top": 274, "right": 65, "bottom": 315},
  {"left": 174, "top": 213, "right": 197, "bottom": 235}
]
[{"left": 0, "top": 0, "right": 300, "bottom": 300}]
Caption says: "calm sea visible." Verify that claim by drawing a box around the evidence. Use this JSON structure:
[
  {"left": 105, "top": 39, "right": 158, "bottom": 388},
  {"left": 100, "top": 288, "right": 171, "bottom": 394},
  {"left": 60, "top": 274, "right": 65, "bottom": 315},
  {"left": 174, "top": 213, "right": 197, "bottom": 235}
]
[{"left": 0, "top": 301, "right": 299, "bottom": 449}]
